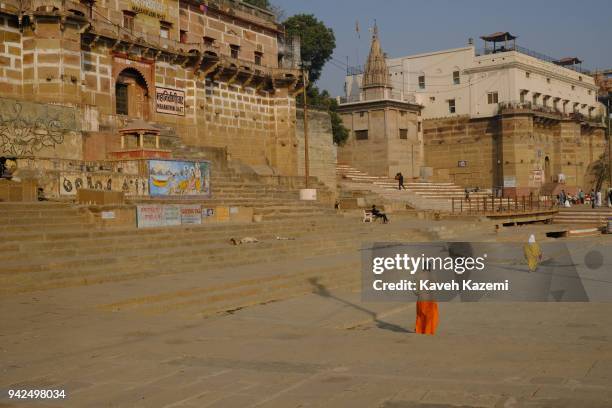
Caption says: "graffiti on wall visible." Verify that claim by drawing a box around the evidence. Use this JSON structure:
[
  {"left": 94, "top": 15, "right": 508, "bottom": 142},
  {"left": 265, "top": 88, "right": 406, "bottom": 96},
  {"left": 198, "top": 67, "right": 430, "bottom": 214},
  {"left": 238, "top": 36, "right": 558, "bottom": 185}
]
[
  {"left": 59, "top": 173, "right": 148, "bottom": 196},
  {"left": 148, "top": 159, "right": 211, "bottom": 196},
  {"left": 0, "top": 99, "right": 78, "bottom": 156}
]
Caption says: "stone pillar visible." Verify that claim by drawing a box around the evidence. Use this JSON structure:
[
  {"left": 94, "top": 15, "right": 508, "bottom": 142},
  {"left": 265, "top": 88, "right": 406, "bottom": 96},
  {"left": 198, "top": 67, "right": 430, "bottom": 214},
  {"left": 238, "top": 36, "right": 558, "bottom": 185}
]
[
  {"left": 138, "top": 131, "right": 144, "bottom": 148},
  {"left": 120, "top": 134, "right": 125, "bottom": 149}
]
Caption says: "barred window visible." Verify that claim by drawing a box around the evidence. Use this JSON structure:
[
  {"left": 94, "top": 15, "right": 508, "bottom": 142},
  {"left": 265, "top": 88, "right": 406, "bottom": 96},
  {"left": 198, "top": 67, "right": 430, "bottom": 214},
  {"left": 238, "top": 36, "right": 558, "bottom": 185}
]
[{"left": 355, "top": 130, "right": 368, "bottom": 140}]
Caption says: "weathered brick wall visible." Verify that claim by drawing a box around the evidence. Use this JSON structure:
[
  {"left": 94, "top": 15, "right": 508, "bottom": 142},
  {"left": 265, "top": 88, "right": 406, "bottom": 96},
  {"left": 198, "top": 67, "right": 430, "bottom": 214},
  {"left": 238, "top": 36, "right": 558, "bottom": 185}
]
[
  {"left": 338, "top": 110, "right": 389, "bottom": 177},
  {"left": 20, "top": 21, "right": 82, "bottom": 105},
  {"left": 423, "top": 114, "right": 607, "bottom": 194},
  {"left": 386, "top": 109, "right": 421, "bottom": 180},
  {"left": 81, "top": 45, "right": 113, "bottom": 117},
  {"left": 296, "top": 109, "right": 336, "bottom": 193},
  {"left": 179, "top": 3, "right": 278, "bottom": 67},
  {"left": 0, "top": 15, "right": 22, "bottom": 96},
  {"left": 0, "top": 97, "right": 82, "bottom": 159},
  {"left": 423, "top": 116, "right": 498, "bottom": 188},
  {"left": 0, "top": 2, "right": 300, "bottom": 176},
  {"left": 338, "top": 106, "right": 421, "bottom": 178}
]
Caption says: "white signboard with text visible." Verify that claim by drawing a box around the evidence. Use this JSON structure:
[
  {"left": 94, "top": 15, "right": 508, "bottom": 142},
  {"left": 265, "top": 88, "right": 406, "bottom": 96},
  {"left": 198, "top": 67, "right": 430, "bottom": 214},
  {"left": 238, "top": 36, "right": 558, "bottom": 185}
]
[{"left": 155, "top": 87, "right": 185, "bottom": 116}]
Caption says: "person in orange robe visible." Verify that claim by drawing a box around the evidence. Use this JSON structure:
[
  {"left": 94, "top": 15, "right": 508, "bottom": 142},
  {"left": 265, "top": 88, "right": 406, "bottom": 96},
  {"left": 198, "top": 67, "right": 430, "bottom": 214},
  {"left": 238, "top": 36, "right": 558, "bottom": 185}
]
[
  {"left": 415, "top": 301, "right": 439, "bottom": 335},
  {"left": 414, "top": 267, "right": 439, "bottom": 335}
]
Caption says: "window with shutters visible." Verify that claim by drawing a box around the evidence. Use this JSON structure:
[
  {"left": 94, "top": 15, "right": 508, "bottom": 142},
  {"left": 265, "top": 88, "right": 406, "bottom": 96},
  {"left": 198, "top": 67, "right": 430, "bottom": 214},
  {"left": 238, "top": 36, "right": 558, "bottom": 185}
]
[{"left": 115, "top": 83, "right": 128, "bottom": 115}]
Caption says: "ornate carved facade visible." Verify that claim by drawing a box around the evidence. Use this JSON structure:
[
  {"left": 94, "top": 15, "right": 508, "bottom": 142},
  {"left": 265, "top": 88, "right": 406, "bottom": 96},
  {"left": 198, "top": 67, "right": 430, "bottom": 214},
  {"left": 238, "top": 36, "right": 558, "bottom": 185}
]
[{"left": 0, "top": 0, "right": 304, "bottom": 174}]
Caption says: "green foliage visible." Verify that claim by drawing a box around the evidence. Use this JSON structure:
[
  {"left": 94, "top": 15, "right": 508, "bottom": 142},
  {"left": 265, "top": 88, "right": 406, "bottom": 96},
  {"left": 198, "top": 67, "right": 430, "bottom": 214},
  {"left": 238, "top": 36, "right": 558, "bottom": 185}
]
[
  {"left": 297, "top": 86, "right": 349, "bottom": 146},
  {"left": 330, "top": 110, "right": 349, "bottom": 146},
  {"left": 283, "top": 14, "right": 336, "bottom": 83}
]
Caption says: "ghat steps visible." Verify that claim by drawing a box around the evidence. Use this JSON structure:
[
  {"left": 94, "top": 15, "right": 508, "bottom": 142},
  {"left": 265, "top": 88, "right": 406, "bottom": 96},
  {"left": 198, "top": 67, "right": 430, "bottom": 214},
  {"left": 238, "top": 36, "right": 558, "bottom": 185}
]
[
  {"left": 148, "top": 143, "right": 335, "bottom": 220},
  {"left": 0, "top": 202, "right": 423, "bottom": 298},
  {"left": 0, "top": 202, "right": 491, "bottom": 309},
  {"left": 337, "top": 164, "right": 490, "bottom": 211},
  {"left": 553, "top": 207, "right": 612, "bottom": 226}
]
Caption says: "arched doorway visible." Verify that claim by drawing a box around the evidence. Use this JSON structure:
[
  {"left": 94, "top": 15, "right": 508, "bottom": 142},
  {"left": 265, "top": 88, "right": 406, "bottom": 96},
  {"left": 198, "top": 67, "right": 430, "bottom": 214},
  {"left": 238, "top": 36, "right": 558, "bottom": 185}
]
[
  {"left": 115, "top": 68, "right": 150, "bottom": 120},
  {"left": 544, "top": 156, "right": 551, "bottom": 182}
]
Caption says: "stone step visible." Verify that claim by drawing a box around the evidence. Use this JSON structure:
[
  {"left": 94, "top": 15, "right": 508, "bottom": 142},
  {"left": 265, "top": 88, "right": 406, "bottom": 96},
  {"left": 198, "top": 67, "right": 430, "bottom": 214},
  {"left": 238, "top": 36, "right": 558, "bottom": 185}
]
[
  {"left": 0, "top": 219, "right": 365, "bottom": 257},
  {"left": 0, "top": 216, "right": 352, "bottom": 242},
  {"left": 0, "top": 216, "right": 360, "bottom": 251},
  {"left": 2, "top": 226, "right": 426, "bottom": 294}
]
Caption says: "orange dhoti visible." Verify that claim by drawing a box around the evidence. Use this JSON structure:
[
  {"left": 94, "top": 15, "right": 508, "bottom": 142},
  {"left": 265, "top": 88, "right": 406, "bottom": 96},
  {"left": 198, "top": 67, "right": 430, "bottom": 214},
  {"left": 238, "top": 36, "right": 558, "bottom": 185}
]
[{"left": 415, "top": 301, "right": 439, "bottom": 335}]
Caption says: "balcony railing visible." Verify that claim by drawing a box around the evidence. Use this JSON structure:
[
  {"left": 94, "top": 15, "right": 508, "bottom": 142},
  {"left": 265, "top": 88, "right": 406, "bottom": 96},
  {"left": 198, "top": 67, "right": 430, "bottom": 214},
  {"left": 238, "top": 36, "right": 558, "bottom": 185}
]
[
  {"left": 21, "top": 0, "right": 89, "bottom": 16},
  {"left": 337, "top": 91, "right": 416, "bottom": 104},
  {"left": 207, "top": 0, "right": 277, "bottom": 26},
  {"left": 498, "top": 101, "right": 603, "bottom": 124},
  {"left": 451, "top": 195, "right": 558, "bottom": 215},
  {"left": 476, "top": 45, "right": 589, "bottom": 74}
]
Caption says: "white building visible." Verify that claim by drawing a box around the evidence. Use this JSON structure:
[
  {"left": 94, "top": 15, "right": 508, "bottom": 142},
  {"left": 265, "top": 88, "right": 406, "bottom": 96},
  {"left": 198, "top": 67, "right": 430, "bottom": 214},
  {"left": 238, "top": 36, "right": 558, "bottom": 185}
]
[{"left": 345, "top": 32, "right": 603, "bottom": 121}]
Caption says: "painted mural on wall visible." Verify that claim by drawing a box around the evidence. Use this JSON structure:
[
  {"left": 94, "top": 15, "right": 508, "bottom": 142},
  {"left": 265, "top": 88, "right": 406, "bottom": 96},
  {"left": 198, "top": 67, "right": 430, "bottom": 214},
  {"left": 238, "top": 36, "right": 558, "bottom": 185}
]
[
  {"left": 148, "top": 159, "right": 211, "bottom": 196},
  {"left": 0, "top": 98, "right": 78, "bottom": 156},
  {"left": 59, "top": 173, "right": 149, "bottom": 196}
]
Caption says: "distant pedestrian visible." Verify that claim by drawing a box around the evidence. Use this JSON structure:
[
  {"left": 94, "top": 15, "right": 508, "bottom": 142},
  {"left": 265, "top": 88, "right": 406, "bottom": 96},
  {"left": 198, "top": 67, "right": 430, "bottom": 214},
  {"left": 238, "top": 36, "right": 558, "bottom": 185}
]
[
  {"left": 523, "top": 234, "right": 542, "bottom": 272},
  {"left": 559, "top": 189, "right": 566, "bottom": 206},
  {"left": 371, "top": 205, "right": 389, "bottom": 224},
  {"left": 608, "top": 189, "right": 612, "bottom": 208},
  {"left": 596, "top": 190, "right": 602, "bottom": 207},
  {"left": 396, "top": 172, "right": 405, "bottom": 190},
  {"left": 578, "top": 189, "right": 585, "bottom": 205},
  {"left": 591, "top": 189, "right": 596, "bottom": 209}
]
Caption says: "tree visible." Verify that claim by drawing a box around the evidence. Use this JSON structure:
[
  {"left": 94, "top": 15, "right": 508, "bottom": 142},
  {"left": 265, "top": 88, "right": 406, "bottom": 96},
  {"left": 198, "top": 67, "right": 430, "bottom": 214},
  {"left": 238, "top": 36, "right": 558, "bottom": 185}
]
[
  {"left": 283, "top": 14, "right": 335, "bottom": 83},
  {"left": 281, "top": 13, "right": 348, "bottom": 144},
  {"left": 298, "top": 87, "right": 349, "bottom": 146}
]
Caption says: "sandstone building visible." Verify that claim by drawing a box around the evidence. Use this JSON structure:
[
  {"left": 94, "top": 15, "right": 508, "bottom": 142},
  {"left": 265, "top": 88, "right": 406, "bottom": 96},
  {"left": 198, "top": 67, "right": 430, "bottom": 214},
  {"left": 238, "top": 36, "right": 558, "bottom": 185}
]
[
  {"left": 336, "top": 25, "right": 422, "bottom": 179},
  {"left": 341, "top": 31, "right": 607, "bottom": 196},
  {"left": 0, "top": 0, "right": 334, "bottom": 197}
]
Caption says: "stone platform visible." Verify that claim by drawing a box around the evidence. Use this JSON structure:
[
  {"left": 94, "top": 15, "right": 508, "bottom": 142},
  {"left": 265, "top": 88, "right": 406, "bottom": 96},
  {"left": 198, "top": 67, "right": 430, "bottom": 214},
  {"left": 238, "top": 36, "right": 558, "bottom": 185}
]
[{"left": 1, "top": 213, "right": 612, "bottom": 407}]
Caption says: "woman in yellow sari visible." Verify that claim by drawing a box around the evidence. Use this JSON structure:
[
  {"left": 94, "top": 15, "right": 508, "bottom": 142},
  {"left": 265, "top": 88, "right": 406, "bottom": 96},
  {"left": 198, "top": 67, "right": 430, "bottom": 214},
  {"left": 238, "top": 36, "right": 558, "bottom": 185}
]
[{"left": 523, "top": 234, "right": 542, "bottom": 272}]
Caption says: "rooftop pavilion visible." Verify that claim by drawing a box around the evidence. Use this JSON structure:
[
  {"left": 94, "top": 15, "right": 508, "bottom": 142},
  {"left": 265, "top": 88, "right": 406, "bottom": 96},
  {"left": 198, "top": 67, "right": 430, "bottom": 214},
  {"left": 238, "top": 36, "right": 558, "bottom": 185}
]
[{"left": 477, "top": 31, "right": 586, "bottom": 73}]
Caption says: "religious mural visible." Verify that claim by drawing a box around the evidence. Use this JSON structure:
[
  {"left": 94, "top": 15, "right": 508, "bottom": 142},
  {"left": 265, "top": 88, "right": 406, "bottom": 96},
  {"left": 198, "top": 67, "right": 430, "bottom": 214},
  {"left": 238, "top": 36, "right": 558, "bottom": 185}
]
[{"left": 148, "top": 159, "right": 211, "bottom": 196}]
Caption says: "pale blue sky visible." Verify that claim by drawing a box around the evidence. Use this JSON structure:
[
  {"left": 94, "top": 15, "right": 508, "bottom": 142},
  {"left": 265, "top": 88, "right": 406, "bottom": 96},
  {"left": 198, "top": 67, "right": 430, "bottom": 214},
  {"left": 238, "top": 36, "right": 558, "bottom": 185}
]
[{"left": 273, "top": 0, "right": 612, "bottom": 96}]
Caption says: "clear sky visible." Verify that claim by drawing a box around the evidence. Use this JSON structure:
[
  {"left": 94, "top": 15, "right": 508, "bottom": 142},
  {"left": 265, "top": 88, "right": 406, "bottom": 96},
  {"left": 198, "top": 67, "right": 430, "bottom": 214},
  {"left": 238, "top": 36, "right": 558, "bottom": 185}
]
[{"left": 273, "top": 0, "right": 612, "bottom": 96}]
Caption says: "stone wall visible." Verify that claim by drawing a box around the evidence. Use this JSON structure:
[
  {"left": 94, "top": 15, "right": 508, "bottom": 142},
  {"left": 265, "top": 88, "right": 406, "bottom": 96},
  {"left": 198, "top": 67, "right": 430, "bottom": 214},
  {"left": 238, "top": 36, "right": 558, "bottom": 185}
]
[
  {"left": 0, "top": 15, "right": 22, "bottom": 97},
  {"left": 423, "top": 116, "right": 498, "bottom": 188},
  {"left": 423, "top": 114, "right": 606, "bottom": 195},
  {"left": 338, "top": 105, "right": 420, "bottom": 178},
  {"left": 295, "top": 108, "right": 336, "bottom": 193},
  {"left": 0, "top": 2, "right": 302, "bottom": 176},
  {"left": 0, "top": 97, "right": 82, "bottom": 159}
]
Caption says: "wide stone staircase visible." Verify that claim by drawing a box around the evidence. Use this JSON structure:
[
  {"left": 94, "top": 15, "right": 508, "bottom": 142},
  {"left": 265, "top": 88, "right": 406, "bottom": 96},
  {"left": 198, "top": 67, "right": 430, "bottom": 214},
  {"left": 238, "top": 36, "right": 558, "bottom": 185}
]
[
  {"left": 136, "top": 143, "right": 336, "bottom": 221},
  {"left": 553, "top": 207, "right": 612, "bottom": 226},
  {"left": 337, "top": 163, "right": 490, "bottom": 211},
  {"left": 0, "top": 201, "right": 493, "bottom": 317},
  {"left": 135, "top": 164, "right": 334, "bottom": 221}
]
